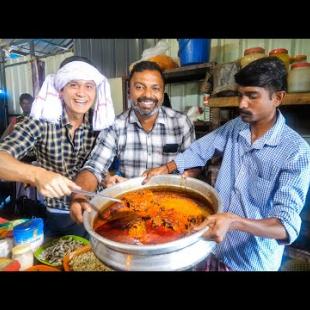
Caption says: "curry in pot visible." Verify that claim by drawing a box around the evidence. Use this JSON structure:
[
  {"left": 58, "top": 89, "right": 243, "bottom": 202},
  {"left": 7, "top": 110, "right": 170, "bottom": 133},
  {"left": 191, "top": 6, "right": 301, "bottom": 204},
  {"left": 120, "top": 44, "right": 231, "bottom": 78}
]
[{"left": 93, "top": 187, "right": 214, "bottom": 245}]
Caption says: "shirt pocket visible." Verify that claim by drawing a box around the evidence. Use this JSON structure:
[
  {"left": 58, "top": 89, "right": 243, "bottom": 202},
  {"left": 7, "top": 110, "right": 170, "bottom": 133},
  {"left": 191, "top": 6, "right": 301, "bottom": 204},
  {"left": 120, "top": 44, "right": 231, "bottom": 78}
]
[
  {"left": 247, "top": 172, "right": 273, "bottom": 208},
  {"left": 162, "top": 135, "right": 182, "bottom": 155},
  {"left": 162, "top": 143, "right": 179, "bottom": 155}
]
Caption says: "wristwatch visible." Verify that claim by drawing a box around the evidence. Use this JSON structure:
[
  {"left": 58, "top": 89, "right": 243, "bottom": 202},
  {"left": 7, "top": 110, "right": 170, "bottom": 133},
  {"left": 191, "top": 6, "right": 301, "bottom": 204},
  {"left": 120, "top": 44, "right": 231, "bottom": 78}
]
[{"left": 166, "top": 161, "right": 177, "bottom": 174}]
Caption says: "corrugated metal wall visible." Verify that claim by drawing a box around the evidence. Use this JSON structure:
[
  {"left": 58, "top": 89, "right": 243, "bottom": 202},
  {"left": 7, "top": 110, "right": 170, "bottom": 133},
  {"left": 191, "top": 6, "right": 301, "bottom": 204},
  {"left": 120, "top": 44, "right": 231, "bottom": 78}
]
[
  {"left": 209, "top": 38, "right": 310, "bottom": 63},
  {"left": 5, "top": 56, "right": 33, "bottom": 114},
  {"left": 74, "top": 39, "right": 310, "bottom": 119},
  {"left": 44, "top": 51, "right": 74, "bottom": 75},
  {"left": 5, "top": 39, "right": 310, "bottom": 116},
  {"left": 5, "top": 51, "right": 73, "bottom": 114},
  {"left": 74, "top": 39, "right": 159, "bottom": 78},
  {"left": 74, "top": 38, "right": 310, "bottom": 75},
  {"left": 167, "top": 39, "right": 310, "bottom": 120}
]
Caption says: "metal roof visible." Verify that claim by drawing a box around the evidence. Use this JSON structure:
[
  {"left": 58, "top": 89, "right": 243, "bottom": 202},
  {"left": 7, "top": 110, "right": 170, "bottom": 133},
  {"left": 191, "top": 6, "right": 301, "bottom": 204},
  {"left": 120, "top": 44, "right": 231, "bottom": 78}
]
[{"left": 0, "top": 38, "right": 73, "bottom": 59}]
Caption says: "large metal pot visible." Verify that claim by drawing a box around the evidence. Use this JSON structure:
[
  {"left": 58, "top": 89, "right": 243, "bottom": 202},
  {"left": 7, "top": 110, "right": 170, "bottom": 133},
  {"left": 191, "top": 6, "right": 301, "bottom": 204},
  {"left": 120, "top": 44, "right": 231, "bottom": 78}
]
[{"left": 83, "top": 175, "right": 222, "bottom": 271}]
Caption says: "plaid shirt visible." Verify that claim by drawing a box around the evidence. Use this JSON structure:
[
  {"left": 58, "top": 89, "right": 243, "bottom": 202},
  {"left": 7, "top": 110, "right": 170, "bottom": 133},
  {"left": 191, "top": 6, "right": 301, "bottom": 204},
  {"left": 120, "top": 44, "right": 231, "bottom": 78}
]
[
  {"left": 82, "top": 106, "right": 195, "bottom": 182},
  {"left": 0, "top": 110, "right": 99, "bottom": 211}
]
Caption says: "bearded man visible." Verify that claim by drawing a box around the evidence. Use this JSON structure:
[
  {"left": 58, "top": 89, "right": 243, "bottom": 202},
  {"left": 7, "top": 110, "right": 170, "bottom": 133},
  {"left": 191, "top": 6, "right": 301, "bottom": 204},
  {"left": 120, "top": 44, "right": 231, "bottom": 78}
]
[{"left": 70, "top": 60, "right": 197, "bottom": 224}]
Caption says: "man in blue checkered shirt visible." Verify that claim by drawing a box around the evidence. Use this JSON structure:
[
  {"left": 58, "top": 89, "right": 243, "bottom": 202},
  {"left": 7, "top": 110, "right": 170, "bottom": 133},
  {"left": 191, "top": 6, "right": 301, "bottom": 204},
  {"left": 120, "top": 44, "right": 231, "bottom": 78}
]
[
  {"left": 70, "top": 61, "right": 197, "bottom": 224},
  {"left": 143, "top": 57, "right": 310, "bottom": 271}
]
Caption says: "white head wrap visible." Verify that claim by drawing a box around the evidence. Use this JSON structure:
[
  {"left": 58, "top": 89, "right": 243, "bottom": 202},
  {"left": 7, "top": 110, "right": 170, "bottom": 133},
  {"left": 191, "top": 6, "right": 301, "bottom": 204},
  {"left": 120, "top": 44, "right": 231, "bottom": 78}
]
[{"left": 30, "top": 61, "right": 115, "bottom": 130}]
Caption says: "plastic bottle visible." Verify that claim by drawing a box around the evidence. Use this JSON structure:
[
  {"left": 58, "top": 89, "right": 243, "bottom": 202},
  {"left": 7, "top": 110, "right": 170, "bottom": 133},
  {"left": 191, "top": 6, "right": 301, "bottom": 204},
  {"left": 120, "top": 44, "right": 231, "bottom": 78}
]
[
  {"left": 240, "top": 47, "right": 266, "bottom": 68},
  {"left": 288, "top": 62, "right": 310, "bottom": 92},
  {"left": 13, "top": 218, "right": 44, "bottom": 251},
  {"left": 269, "top": 48, "right": 290, "bottom": 71},
  {"left": 0, "top": 258, "right": 21, "bottom": 271},
  {"left": 291, "top": 54, "right": 307, "bottom": 64},
  {"left": 0, "top": 238, "right": 13, "bottom": 257},
  {"left": 12, "top": 244, "right": 34, "bottom": 271}
]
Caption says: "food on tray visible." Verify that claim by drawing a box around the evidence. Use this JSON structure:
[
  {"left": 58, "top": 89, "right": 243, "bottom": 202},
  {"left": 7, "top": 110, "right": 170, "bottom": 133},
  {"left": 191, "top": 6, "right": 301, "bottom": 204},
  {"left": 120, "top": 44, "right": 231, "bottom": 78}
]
[
  {"left": 65, "top": 246, "right": 112, "bottom": 271},
  {"left": 37, "top": 235, "right": 88, "bottom": 266}
]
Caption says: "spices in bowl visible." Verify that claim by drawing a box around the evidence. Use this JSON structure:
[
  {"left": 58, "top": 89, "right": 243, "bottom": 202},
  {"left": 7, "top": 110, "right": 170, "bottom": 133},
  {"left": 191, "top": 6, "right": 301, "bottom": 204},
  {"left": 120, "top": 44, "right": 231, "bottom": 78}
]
[{"left": 63, "top": 245, "right": 111, "bottom": 271}]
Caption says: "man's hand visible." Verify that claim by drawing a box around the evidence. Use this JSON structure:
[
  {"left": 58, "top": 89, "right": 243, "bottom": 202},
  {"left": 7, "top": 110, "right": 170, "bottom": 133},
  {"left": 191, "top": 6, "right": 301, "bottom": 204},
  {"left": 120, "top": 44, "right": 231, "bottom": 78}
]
[
  {"left": 34, "top": 168, "right": 81, "bottom": 198},
  {"left": 142, "top": 165, "right": 168, "bottom": 184},
  {"left": 102, "top": 174, "right": 128, "bottom": 188},
  {"left": 198, "top": 213, "right": 239, "bottom": 243},
  {"left": 70, "top": 196, "right": 92, "bottom": 224},
  {"left": 182, "top": 167, "right": 202, "bottom": 178},
  {"left": 196, "top": 212, "right": 288, "bottom": 242}
]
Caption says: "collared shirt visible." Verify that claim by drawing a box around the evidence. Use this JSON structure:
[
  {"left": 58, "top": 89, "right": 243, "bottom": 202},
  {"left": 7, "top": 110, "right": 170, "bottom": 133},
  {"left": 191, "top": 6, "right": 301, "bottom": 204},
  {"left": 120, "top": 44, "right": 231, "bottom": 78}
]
[
  {"left": 0, "top": 110, "right": 98, "bottom": 211},
  {"left": 175, "top": 110, "right": 310, "bottom": 271},
  {"left": 82, "top": 106, "right": 195, "bottom": 182}
]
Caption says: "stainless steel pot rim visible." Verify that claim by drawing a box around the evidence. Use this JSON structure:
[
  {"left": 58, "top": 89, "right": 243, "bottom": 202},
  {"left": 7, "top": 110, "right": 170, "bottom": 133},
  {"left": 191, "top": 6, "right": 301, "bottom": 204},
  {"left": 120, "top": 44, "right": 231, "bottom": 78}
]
[{"left": 83, "top": 175, "right": 221, "bottom": 253}]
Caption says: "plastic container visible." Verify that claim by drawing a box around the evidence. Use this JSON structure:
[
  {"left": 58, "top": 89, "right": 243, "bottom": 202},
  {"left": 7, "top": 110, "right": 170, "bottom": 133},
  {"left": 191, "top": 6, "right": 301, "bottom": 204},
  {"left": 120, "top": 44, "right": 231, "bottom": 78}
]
[
  {"left": 0, "top": 238, "right": 13, "bottom": 257},
  {"left": 0, "top": 258, "right": 21, "bottom": 271},
  {"left": 25, "top": 264, "right": 61, "bottom": 272},
  {"left": 269, "top": 48, "right": 290, "bottom": 71},
  {"left": 240, "top": 47, "right": 266, "bottom": 68},
  {"left": 178, "top": 39, "right": 211, "bottom": 66},
  {"left": 291, "top": 54, "right": 307, "bottom": 64},
  {"left": 13, "top": 218, "right": 44, "bottom": 251},
  {"left": 0, "top": 218, "right": 28, "bottom": 239},
  {"left": 12, "top": 244, "right": 34, "bottom": 271},
  {"left": 288, "top": 62, "right": 310, "bottom": 93}
]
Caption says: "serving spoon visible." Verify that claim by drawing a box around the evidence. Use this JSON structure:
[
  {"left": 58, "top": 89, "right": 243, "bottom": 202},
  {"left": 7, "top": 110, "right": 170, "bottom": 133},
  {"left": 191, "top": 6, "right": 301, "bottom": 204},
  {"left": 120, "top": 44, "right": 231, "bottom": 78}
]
[
  {"left": 72, "top": 188, "right": 123, "bottom": 203},
  {"left": 72, "top": 189, "right": 126, "bottom": 220}
]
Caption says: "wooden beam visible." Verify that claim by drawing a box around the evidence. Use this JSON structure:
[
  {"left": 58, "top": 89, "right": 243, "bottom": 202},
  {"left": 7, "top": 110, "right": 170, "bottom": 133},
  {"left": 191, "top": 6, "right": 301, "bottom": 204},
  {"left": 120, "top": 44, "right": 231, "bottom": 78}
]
[
  {"left": 208, "top": 96, "right": 239, "bottom": 107},
  {"left": 208, "top": 92, "right": 310, "bottom": 108},
  {"left": 282, "top": 92, "right": 310, "bottom": 106},
  {"left": 164, "top": 62, "right": 215, "bottom": 83}
]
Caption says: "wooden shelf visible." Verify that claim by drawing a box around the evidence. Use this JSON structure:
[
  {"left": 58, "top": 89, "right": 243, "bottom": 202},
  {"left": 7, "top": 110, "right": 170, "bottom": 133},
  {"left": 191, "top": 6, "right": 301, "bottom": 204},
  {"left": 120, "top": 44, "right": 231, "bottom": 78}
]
[
  {"left": 208, "top": 92, "right": 310, "bottom": 108},
  {"left": 163, "top": 62, "right": 215, "bottom": 83}
]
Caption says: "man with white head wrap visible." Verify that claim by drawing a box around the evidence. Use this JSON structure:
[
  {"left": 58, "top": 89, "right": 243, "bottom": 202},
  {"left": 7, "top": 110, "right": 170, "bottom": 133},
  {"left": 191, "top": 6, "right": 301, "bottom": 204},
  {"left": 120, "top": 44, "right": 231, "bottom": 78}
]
[{"left": 0, "top": 56, "right": 115, "bottom": 237}]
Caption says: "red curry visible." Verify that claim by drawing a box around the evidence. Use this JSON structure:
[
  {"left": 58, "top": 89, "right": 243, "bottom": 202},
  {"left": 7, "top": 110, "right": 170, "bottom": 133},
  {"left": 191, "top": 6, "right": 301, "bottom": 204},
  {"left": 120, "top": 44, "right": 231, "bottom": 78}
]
[{"left": 93, "top": 187, "right": 213, "bottom": 245}]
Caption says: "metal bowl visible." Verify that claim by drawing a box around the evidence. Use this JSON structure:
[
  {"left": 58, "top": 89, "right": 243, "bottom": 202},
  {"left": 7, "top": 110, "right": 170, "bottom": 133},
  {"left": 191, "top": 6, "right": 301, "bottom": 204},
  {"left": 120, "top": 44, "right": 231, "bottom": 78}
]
[{"left": 83, "top": 175, "right": 222, "bottom": 271}]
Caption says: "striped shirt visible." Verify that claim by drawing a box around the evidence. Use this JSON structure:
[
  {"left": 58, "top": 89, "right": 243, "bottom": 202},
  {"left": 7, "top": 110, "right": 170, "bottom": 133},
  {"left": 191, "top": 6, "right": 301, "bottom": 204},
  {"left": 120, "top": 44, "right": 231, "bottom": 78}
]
[
  {"left": 175, "top": 110, "right": 310, "bottom": 271},
  {"left": 0, "top": 110, "right": 99, "bottom": 211},
  {"left": 82, "top": 106, "right": 195, "bottom": 182}
]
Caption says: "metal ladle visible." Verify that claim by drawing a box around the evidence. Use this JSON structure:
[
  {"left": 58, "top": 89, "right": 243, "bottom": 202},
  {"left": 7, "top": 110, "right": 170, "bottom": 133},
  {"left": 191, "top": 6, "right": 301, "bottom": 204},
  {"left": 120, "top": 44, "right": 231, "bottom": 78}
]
[
  {"left": 72, "top": 188, "right": 123, "bottom": 203},
  {"left": 72, "top": 189, "right": 125, "bottom": 220}
]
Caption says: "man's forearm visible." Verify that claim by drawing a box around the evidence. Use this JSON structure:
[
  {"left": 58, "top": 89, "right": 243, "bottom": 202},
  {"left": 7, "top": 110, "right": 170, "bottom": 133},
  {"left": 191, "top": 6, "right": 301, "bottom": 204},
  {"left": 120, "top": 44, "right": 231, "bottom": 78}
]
[
  {"left": 232, "top": 216, "right": 288, "bottom": 240},
  {"left": 74, "top": 170, "right": 98, "bottom": 192},
  {"left": 182, "top": 167, "right": 202, "bottom": 178},
  {"left": 71, "top": 170, "right": 99, "bottom": 202},
  {"left": 0, "top": 151, "right": 42, "bottom": 185}
]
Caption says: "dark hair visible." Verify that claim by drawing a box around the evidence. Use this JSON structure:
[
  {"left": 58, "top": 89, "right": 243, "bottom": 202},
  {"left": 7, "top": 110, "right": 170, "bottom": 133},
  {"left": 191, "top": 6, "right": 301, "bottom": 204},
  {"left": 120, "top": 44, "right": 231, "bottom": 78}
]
[
  {"left": 19, "top": 93, "right": 34, "bottom": 102},
  {"left": 59, "top": 55, "right": 94, "bottom": 68},
  {"left": 162, "top": 92, "right": 172, "bottom": 108},
  {"left": 129, "top": 60, "right": 165, "bottom": 86},
  {"left": 235, "top": 56, "right": 288, "bottom": 94}
]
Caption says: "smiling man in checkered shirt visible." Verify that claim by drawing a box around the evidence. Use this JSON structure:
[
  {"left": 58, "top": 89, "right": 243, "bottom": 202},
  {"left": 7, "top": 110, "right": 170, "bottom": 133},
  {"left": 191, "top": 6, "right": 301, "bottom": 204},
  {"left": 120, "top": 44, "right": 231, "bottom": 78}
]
[
  {"left": 0, "top": 56, "right": 115, "bottom": 237},
  {"left": 70, "top": 61, "right": 198, "bottom": 224}
]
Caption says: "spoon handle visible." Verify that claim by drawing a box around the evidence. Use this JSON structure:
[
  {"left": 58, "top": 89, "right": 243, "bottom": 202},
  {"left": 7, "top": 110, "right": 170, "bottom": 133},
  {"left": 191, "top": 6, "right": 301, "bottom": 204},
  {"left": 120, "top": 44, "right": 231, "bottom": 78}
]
[{"left": 72, "top": 189, "right": 122, "bottom": 203}]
